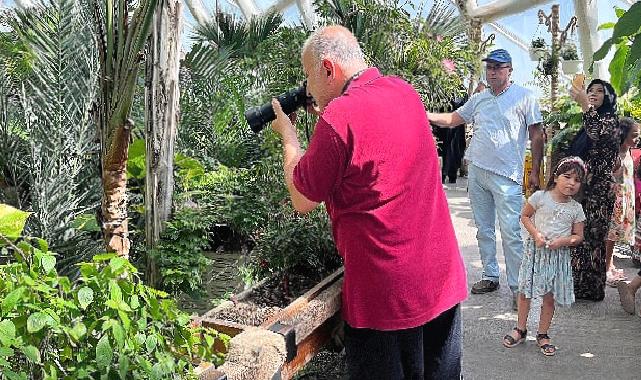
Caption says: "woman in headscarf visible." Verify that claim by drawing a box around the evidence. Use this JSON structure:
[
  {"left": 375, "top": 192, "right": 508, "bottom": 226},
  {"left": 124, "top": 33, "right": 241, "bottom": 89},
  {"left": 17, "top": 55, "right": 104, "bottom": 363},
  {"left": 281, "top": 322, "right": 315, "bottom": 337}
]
[{"left": 569, "top": 79, "right": 620, "bottom": 301}]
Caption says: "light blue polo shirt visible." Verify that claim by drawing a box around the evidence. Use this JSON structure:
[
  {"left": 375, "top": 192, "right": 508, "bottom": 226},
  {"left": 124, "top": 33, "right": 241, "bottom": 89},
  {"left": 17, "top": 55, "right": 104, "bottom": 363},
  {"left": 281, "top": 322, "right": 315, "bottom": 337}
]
[{"left": 456, "top": 84, "right": 542, "bottom": 185}]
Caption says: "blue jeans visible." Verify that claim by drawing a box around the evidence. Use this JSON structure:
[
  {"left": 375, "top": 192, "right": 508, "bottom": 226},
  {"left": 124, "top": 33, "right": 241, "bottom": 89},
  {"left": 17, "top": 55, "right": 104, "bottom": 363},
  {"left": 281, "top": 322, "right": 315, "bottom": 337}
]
[{"left": 468, "top": 164, "right": 524, "bottom": 291}]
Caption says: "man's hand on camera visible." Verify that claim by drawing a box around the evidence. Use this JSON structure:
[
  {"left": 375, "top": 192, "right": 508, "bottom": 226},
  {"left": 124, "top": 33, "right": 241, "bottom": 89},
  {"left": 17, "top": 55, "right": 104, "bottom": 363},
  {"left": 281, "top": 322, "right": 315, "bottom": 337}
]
[{"left": 271, "top": 98, "right": 297, "bottom": 137}]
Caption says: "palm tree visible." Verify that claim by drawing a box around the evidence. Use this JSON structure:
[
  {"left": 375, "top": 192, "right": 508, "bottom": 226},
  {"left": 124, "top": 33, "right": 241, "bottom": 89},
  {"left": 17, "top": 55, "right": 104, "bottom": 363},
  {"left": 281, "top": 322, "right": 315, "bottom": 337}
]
[
  {"left": 90, "top": 0, "right": 157, "bottom": 257},
  {"left": 1, "top": 0, "right": 101, "bottom": 269}
]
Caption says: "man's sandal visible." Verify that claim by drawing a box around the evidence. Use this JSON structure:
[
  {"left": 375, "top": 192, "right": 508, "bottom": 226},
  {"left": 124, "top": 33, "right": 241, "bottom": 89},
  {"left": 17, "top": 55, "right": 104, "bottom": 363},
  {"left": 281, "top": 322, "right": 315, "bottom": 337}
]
[
  {"left": 536, "top": 332, "right": 556, "bottom": 356},
  {"left": 502, "top": 327, "right": 527, "bottom": 348}
]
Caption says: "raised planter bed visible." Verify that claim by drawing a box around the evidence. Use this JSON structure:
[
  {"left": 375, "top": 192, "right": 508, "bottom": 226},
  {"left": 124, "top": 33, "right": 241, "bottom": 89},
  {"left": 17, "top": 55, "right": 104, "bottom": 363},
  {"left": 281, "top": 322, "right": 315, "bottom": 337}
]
[{"left": 194, "top": 267, "right": 344, "bottom": 380}]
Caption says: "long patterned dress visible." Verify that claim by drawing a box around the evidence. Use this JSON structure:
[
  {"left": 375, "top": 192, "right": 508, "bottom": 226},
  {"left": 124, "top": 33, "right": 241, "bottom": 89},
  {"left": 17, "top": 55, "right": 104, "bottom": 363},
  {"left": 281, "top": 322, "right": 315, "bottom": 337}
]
[{"left": 571, "top": 109, "right": 621, "bottom": 301}]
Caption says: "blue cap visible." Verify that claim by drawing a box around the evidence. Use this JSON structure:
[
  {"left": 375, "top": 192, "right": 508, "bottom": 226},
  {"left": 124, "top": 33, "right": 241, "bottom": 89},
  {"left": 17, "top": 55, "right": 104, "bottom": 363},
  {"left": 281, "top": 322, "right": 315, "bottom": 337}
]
[{"left": 482, "top": 49, "right": 512, "bottom": 64}]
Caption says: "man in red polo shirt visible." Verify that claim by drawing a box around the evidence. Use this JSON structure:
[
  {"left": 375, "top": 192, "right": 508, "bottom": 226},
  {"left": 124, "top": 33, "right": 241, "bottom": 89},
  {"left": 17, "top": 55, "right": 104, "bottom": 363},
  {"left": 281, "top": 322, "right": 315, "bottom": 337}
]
[{"left": 271, "top": 25, "right": 467, "bottom": 379}]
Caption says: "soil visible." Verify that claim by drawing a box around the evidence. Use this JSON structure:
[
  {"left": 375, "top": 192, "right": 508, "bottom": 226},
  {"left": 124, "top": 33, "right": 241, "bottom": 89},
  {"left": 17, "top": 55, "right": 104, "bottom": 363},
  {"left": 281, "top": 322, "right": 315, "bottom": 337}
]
[
  {"left": 206, "top": 264, "right": 340, "bottom": 326},
  {"left": 293, "top": 349, "right": 347, "bottom": 380},
  {"left": 213, "top": 303, "right": 282, "bottom": 326},
  {"left": 245, "top": 270, "right": 329, "bottom": 308}
]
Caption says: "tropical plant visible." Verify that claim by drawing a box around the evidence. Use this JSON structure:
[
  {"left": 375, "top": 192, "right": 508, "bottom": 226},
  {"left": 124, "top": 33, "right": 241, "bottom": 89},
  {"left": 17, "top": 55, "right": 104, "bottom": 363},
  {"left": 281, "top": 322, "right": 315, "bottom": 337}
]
[
  {"left": 314, "top": 0, "right": 474, "bottom": 109},
  {"left": 89, "top": 0, "right": 158, "bottom": 257},
  {"left": 593, "top": 3, "right": 641, "bottom": 96},
  {"left": 0, "top": 203, "right": 227, "bottom": 378},
  {"left": 0, "top": 0, "right": 102, "bottom": 271}
]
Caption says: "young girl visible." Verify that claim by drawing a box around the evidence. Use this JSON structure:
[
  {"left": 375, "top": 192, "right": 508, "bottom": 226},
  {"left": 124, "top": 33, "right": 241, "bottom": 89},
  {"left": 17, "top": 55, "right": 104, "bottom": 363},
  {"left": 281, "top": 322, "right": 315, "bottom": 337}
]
[
  {"left": 502, "top": 157, "right": 587, "bottom": 356},
  {"left": 606, "top": 117, "right": 640, "bottom": 286}
]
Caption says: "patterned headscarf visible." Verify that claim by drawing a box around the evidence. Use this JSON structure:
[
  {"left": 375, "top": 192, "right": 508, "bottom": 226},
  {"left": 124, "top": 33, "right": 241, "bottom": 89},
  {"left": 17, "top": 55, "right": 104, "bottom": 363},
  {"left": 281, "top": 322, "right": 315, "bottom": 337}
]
[{"left": 587, "top": 79, "right": 617, "bottom": 115}]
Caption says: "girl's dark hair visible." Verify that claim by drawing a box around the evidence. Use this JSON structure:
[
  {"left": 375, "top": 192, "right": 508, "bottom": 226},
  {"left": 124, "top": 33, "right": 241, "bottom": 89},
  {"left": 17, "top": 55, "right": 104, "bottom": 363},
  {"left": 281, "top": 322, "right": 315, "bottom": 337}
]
[
  {"left": 546, "top": 159, "right": 587, "bottom": 190},
  {"left": 587, "top": 79, "right": 617, "bottom": 115},
  {"left": 619, "top": 116, "right": 638, "bottom": 145}
]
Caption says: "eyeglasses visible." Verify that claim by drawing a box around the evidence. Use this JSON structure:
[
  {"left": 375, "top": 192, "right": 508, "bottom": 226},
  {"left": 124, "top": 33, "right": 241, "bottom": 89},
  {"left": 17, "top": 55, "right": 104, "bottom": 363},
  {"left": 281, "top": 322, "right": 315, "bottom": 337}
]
[{"left": 486, "top": 65, "right": 510, "bottom": 71}]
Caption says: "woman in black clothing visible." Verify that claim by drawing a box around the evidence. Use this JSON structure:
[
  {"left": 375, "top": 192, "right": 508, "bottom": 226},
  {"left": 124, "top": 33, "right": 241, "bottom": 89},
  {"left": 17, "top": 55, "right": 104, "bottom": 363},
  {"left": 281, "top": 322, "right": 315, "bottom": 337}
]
[{"left": 569, "top": 79, "right": 621, "bottom": 301}]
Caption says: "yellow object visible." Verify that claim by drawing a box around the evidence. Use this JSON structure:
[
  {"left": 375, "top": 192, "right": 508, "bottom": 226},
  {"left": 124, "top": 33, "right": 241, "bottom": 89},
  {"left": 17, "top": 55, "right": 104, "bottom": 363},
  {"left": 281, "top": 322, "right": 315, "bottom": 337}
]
[{"left": 523, "top": 149, "right": 545, "bottom": 198}]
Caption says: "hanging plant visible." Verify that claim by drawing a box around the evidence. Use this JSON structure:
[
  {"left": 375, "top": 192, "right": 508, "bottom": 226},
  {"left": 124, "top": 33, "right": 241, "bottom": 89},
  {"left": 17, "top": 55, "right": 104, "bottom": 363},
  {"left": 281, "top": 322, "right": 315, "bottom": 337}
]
[
  {"left": 529, "top": 37, "right": 548, "bottom": 61},
  {"left": 560, "top": 43, "right": 580, "bottom": 60},
  {"left": 531, "top": 37, "right": 547, "bottom": 49}
]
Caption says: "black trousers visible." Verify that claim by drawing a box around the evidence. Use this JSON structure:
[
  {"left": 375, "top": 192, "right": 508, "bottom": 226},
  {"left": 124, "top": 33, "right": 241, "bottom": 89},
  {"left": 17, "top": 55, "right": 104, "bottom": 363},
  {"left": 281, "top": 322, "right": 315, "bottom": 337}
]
[{"left": 344, "top": 304, "right": 461, "bottom": 380}]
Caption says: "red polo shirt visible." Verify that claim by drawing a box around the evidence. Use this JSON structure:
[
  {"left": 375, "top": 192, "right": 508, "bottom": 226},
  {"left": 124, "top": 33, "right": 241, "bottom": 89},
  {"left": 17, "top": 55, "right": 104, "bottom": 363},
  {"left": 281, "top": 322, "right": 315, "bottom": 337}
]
[{"left": 293, "top": 68, "right": 467, "bottom": 330}]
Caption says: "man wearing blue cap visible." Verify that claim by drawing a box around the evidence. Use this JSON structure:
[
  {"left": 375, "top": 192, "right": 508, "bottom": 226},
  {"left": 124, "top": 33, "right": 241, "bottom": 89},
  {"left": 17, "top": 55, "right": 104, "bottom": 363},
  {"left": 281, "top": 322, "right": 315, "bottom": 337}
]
[{"left": 428, "top": 49, "right": 544, "bottom": 309}]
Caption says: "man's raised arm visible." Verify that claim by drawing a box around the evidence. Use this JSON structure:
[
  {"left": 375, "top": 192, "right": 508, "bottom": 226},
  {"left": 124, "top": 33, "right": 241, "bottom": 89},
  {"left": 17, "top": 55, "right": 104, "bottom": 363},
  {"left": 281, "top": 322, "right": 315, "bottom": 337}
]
[{"left": 427, "top": 111, "right": 465, "bottom": 128}]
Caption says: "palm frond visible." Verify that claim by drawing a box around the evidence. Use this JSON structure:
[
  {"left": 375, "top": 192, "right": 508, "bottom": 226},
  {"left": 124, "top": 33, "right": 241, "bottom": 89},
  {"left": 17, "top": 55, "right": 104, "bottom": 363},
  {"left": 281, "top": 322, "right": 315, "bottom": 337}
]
[
  {"left": 420, "top": 0, "right": 467, "bottom": 43},
  {"left": 7, "top": 0, "right": 102, "bottom": 262}
]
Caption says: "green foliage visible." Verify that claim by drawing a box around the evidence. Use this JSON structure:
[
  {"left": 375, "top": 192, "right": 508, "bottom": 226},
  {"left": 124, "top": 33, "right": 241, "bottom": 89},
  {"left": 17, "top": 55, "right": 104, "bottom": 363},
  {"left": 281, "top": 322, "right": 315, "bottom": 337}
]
[
  {"left": 531, "top": 37, "right": 546, "bottom": 49},
  {"left": 251, "top": 205, "right": 340, "bottom": 279},
  {"left": 0, "top": 204, "right": 31, "bottom": 241},
  {"left": 0, "top": 0, "right": 102, "bottom": 270},
  {"left": 314, "top": 0, "right": 474, "bottom": 109},
  {"left": 593, "top": 2, "right": 641, "bottom": 95},
  {"left": 149, "top": 208, "right": 213, "bottom": 294},
  {"left": 0, "top": 204, "right": 227, "bottom": 379},
  {"left": 546, "top": 95, "right": 585, "bottom": 156},
  {"left": 560, "top": 44, "right": 579, "bottom": 61}
]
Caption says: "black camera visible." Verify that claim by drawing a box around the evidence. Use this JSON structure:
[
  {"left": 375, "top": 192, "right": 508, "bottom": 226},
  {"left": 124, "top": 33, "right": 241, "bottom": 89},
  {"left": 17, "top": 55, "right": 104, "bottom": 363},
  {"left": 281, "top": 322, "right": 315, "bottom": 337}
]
[{"left": 244, "top": 82, "right": 311, "bottom": 133}]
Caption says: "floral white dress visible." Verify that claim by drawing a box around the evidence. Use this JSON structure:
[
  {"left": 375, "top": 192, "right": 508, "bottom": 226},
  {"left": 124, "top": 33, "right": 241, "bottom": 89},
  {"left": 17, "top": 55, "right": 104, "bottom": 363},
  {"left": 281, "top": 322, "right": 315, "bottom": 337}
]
[
  {"left": 607, "top": 151, "right": 635, "bottom": 244},
  {"left": 519, "top": 191, "right": 586, "bottom": 306}
]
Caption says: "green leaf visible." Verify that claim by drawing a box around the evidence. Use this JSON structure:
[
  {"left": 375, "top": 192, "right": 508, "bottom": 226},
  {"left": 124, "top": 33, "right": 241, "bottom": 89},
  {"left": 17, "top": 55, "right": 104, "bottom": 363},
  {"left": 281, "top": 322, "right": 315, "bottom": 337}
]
[
  {"left": 127, "top": 139, "right": 146, "bottom": 179},
  {"left": 21, "top": 345, "right": 40, "bottom": 363},
  {"left": 0, "top": 320, "right": 16, "bottom": 346},
  {"left": 109, "top": 257, "right": 128, "bottom": 273},
  {"left": 627, "top": 36, "right": 641, "bottom": 69},
  {"left": 110, "top": 281, "right": 123, "bottom": 302},
  {"left": 130, "top": 294, "right": 140, "bottom": 309},
  {"left": 145, "top": 334, "right": 157, "bottom": 353},
  {"left": 93, "top": 253, "right": 117, "bottom": 262},
  {"left": 40, "top": 254, "right": 56, "bottom": 274},
  {"left": 0, "top": 204, "right": 31, "bottom": 241},
  {"left": 0, "top": 347, "right": 13, "bottom": 357},
  {"left": 95, "top": 335, "right": 113, "bottom": 368},
  {"left": 111, "top": 321, "right": 125, "bottom": 348},
  {"left": 616, "top": 6, "right": 627, "bottom": 19},
  {"left": 598, "top": 22, "right": 615, "bottom": 31},
  {"left": 27, "top": 312, "right": 54, "bottom": 333},
  {"left": 118, "top": 354, "right": 129, "bottom": 380},
  {"left": 593, "top": 37, "right": 614, "bottom": 62},
  {"left": 70, "top": 214, "right": 101, "bottom": 232},
  {"left": 3, "top": 370, "right": 28, "bottom": 380},
  {"left": 32, "top": 238, "right": 48, "bottom": 252},
  {"left": 69, "top": 322, "right": 87, "bottom": 341},
  {"left": 77, "top": 287, "right": 94, "bottom": 310},
  {"left": 610, "top": 42, "right": 630, "bottom": 94},
  {"left": 613, "top": 2, "right": 641, "bottom": 39},
  {"left": 2, "top": 287, "right": 25, "bottom": 314}
]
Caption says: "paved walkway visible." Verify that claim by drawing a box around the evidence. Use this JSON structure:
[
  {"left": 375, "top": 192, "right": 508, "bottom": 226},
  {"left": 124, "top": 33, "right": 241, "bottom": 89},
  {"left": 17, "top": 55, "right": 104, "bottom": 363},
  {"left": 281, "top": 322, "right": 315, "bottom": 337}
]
[{"left": 446, "top": 178, "right": 641, "bottom": 380}]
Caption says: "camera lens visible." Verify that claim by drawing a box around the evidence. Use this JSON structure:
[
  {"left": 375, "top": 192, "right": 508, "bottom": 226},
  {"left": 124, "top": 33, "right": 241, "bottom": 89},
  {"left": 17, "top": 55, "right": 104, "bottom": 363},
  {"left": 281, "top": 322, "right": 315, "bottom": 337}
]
[{"left": 244, "top": 83, "right": 309, "bottom": 133}]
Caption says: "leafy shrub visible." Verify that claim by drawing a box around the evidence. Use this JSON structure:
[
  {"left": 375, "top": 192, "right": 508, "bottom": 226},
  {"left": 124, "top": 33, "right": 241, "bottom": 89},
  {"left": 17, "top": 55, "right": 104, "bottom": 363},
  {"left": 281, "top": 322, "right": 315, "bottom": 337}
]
[
  {"left": 149, "top": 207, "right": 214, "bottom": 294},
  {"left": 0, "top": 204, "right": 227, "bottom": 379}
]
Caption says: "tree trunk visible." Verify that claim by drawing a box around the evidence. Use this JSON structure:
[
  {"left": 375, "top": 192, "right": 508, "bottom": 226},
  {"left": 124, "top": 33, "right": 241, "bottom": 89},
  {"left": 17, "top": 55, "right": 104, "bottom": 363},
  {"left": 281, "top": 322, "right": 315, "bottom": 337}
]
[
  {"left": 101, "top": 120, "right": 133, "bottom": 257},
  {"left": 145, "top": 0, "right": 182, "bottom": 286}
]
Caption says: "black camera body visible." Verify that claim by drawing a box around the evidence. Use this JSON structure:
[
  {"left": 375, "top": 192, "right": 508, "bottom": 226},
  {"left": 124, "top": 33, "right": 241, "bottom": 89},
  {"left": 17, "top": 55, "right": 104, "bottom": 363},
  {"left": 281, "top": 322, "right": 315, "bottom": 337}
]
[{"left": 244, "top": 82, "right": 311, "bottom": 133}]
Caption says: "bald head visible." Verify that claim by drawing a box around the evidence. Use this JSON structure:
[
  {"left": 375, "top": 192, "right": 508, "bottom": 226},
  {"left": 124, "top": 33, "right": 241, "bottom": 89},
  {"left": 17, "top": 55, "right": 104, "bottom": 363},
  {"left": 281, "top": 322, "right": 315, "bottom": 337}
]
[{"left": 302, "top": 25, "right": 367, "bottom": 73}]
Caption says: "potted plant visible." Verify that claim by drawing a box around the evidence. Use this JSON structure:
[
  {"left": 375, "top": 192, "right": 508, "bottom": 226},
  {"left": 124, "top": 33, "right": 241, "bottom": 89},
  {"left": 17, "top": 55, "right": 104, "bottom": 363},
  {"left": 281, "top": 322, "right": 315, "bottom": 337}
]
[
  {"left": 560, "top": 43, "right": 582, "bottom": 74},
  {"left": 529, "top": 37, "right": 548, "bottom": 61}
]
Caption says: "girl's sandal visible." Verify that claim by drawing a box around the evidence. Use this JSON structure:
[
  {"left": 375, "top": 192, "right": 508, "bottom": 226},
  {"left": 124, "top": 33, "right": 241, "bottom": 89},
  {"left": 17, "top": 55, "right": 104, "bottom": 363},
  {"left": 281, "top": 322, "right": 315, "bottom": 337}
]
[
  {"left": 536, "top": 332, "right": 556, "bottom": 356},
  {"left": 503, "top": 327, "right": 527, "bottom": 348}
]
